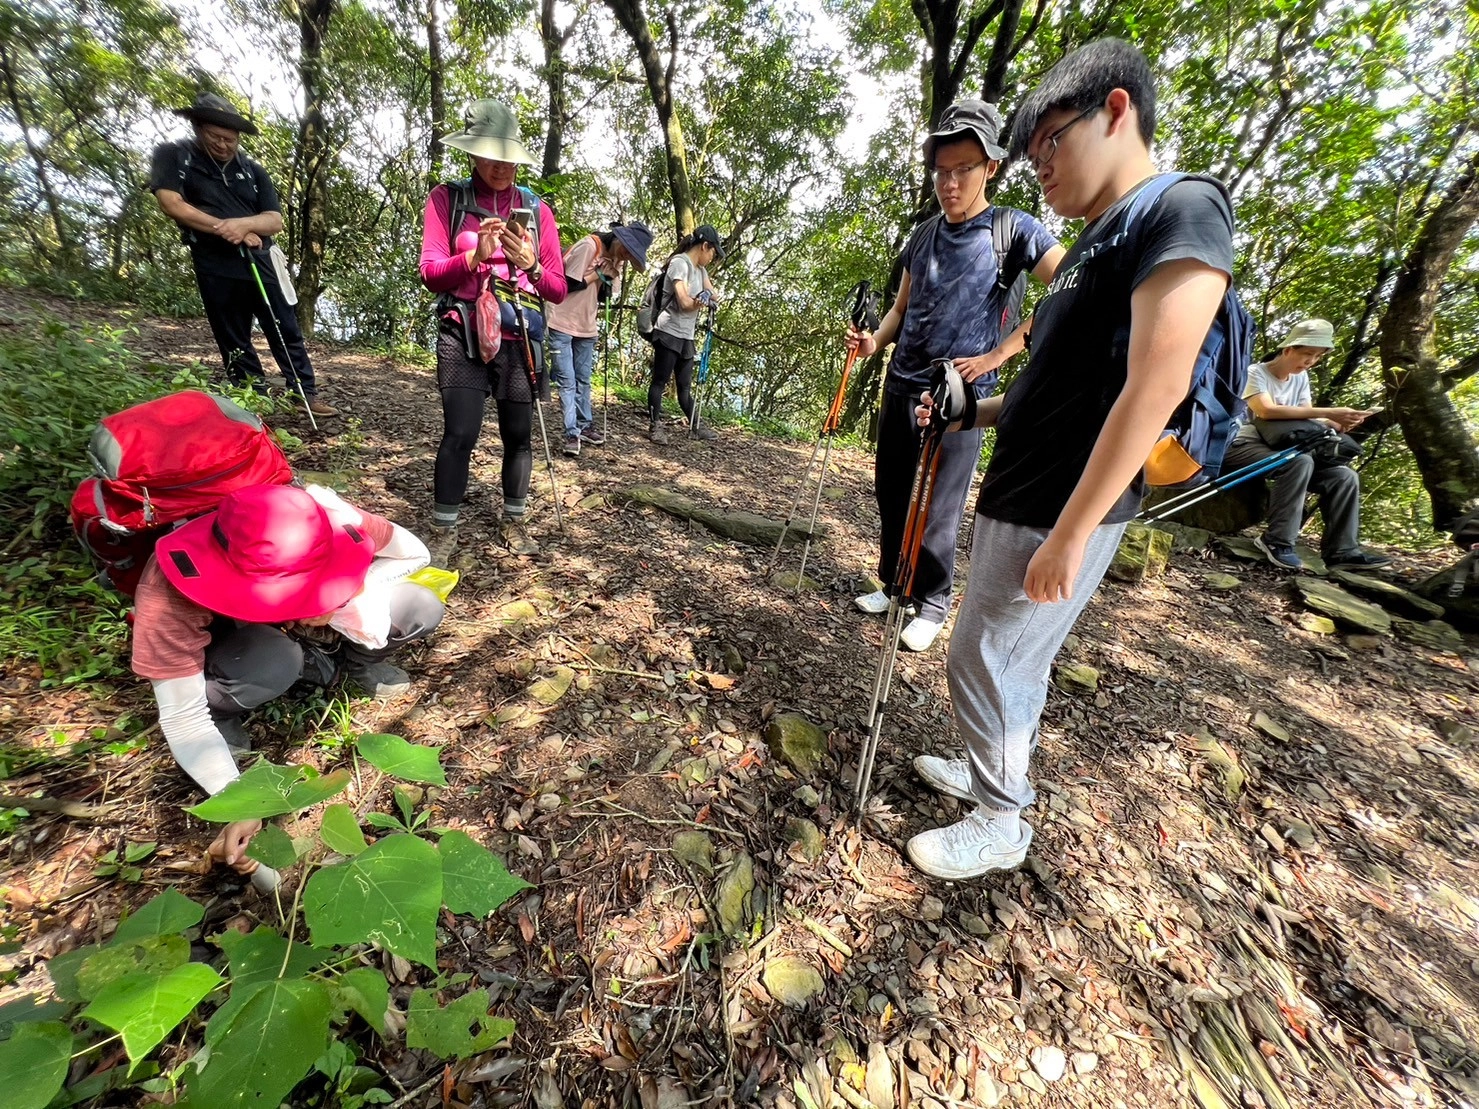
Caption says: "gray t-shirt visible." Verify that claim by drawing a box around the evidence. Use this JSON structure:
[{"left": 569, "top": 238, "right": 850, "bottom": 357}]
[
  {"left": 655, "top": 254, "right": 706, "bottom": 339},
  {"left": 1234, "top": 361, "right": 1312, "bottom": 441}
]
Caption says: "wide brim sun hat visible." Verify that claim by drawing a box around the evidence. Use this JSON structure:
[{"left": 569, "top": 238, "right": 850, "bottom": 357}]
[
  {"left": 611, "top": 222, "right": 653, "bottom": 272},
  {"left": 1279, "top": 318, "right": 1336, "bottom": 350},
  {"left": 174, "top": 92, "right": 258, "bottom": 136},
  {"left": 440, "top": 99, "right": 538, "bottom": 166},
  {"left": 155, "top": 484, "right": 375, "bottom": 624}
]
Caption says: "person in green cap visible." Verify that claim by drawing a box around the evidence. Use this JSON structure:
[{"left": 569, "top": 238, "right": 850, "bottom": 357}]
[
  {"left": 418, "top": 99, "right": 567, "bottom": 563},
  {"left": 1223, "top": 317, "right": 1387, "bottom": 570}
]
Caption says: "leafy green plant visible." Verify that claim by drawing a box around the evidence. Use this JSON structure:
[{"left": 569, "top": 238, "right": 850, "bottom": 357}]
[
  {"left": 0, "top": 736, "right": 531, "bottom": 1109},
  {"left": 93, "top": 842, "right": 157, "bottom": 882}
]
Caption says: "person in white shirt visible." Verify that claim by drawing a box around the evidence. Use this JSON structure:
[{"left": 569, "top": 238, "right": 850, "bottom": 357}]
[{"left": 1222, "top": 318, "right": 1388, "bottom": 570}]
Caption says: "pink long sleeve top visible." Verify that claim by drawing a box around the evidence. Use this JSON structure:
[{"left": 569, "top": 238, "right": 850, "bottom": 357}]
[{"left": 419, "top": 180, "right": 567, "bottom": 334}]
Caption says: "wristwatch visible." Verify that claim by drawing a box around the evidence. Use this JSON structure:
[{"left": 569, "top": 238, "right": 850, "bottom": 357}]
[{"left": 526, "top": 259, "right": 543, "bottom": 282}]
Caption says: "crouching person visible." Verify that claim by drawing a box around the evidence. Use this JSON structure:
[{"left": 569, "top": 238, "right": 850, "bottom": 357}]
[{"left": 131, "top": 484, "right": 444, "bottom": 886}]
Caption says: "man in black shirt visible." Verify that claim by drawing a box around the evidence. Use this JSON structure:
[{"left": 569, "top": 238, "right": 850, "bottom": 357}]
[
  {"left": 149, "top": 93, "right": 335, "bottom": 417},
  {"left": 905, "top": 40, "right": 1235, "bottom": 879}
]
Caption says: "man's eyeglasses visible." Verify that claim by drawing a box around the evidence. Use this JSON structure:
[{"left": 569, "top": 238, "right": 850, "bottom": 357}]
[
  {"left": 1028, "top": 105, "right": 1100, "bottom": 171},
  {"left": 931, "top": 161, "right": 985, "bottom": 185}
]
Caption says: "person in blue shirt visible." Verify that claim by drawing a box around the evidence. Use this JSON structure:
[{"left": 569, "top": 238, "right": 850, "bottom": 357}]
[{"left": 848, "top": 100, "right": 1064, "bottom": 652}]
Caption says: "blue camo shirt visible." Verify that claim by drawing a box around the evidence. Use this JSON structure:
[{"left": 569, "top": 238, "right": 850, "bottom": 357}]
[{"left": 886, "top": 205, "right": 1058, "bottom": 396}]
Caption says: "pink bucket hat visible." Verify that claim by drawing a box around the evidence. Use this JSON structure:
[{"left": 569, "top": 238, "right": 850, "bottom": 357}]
[{"left": 155, "top": 485, "right": 375, "bottom": 623}]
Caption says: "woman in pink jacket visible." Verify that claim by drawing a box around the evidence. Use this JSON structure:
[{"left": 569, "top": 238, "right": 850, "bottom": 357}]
[{"left": 419, "top": 100, "right": 566, "bottom": 560}]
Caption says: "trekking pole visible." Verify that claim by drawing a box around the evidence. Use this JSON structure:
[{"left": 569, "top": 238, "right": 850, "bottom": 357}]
[
  {"left": 600, "top": 265, "right": 624, "bottom": 443},
  {"left": 855, "top": 359, "right": 963, "bottom": 814},
  {"left": 1137, "top": 446, "right": 1302, "bottom": 524},
  {"left": 768, "top": 281, "right": 881, "bottom": 581},
  {"left": 690, "top": 303, "right": 717, "bottom": 433},
  {"left": 505, "top": 255, "right": 566, "bottom": 533},
  {"left": 242, "top": 246, "right": 317, "bottom": 431}
]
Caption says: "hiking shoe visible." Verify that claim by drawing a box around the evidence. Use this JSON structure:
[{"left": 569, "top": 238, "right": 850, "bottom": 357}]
[
  {"left": 345, "top": 660, "right": 411, "bottom": 698},
  {"left": 211, "top": 713, "right": 252, "bottom": 758},
  {"left": 854, "top": 589, "right": 890, "bottom": 615},
  {"left": 649, "top": 420, "right": 670, "bottom": 445},
  {"left": 1326, "top": 549, "right": 1392, "bottom": 570},
  {"left": 906, "top": 807, "right": 1033, "bottom": 880},
  {"left": 1254, "top": 534, "right": 1304, "bottom": 570},
  {"left": 428, "top": 524, "right": 458, "bottom": 570},
  {"left": 914, "top": 755, "right": 975, "bottom": 802},
  {"left": 689, "top": 423, "right": 719, "bottom": 441},
  {"left": 580, "top": 426, "right": 606, "bottom": 446},
  {"left": 305, "top": 396, "right": 338, "bottom": 417},
  {"left": 899, "top": 616, "right": 944, "bottom": 652},
  {"left": 498, "top": 517, "right": 540, "bottom": 556},
  {"left": 562, "top": 435, "right": 581, "bottom": 456}
]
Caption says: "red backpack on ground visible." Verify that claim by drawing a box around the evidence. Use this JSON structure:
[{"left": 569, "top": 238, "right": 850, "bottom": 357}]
[{"left": 70, "top": 391, "right": 295, "bottom": 595}]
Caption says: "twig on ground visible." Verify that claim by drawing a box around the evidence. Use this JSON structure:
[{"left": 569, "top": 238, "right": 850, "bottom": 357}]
[
  {"left": 564, "top": 798, "right": 745, "bottom": 838},
  {"left": 797, "top": 914, "right": 853, "bottom": 957},
  {"left": 387, "top": 1068, "right": 442, "bottom": 1108},
  {"left": 0, "top": 795, "right": 121, "bottom": 820}
]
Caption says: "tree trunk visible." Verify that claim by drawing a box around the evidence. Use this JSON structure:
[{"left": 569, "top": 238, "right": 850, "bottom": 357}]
[
  {"left": 539, "top": 0, "right": 569, "bottom": 178},
  {"left": 426, "top": 0, "right": 446, "bottom": 186},
  {"left": 1378, "top": 150, "right": 1479, "bottom": 529},
  {"left": 0, "top": 37, "right": 70, "bottom": 261},
  {"left": 602, "top": 0, "right": 695, "bottom": 235},
  {"left": 295, "top": 0, "right": 335, "bottom": 336}
]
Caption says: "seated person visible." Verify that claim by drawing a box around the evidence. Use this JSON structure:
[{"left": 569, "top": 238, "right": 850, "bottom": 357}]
[
  {"left": 1222, "top": 318, "right": 1389, "bottom": 571},
  {"left": 132, "top": 483, "right": 444, "bottom": 887}
]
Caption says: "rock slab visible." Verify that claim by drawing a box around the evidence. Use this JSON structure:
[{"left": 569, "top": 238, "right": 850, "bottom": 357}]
[
  {"left": 620, "top": 484, "right": 827, "bottom": 548},
  {"left": 1292, "top": 577, "right": 1391, "bottom": 634},
  {"left": 762, "top": 956, "right": 825, "bottom": 1008},
  {"left": 1330, "top": 569, "right": 1445, "bottom": 620},
  {"left": 1108, "top": 523, "right": 1173, "bottom": 583},
  {"left": 765, "top": 713, "right": 829, "bottom": 776}
]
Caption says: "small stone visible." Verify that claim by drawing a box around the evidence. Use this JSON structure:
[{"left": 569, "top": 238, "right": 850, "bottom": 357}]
[
  {"left": 1260, "top": 824, "right": 1286, "bottom": 853},
  {"left": 576, "top": 493, "right": 606, "bottom": 510},
  {"left": 672, "top": 830, "right": 714, "bottom": 875},
  {"left": 794, "top": 784, "right": 821, "bottom": 808},
  {"left": 1054, "top": 663, "right": 1100, "bottom": 694},
  {"left": 1071, "top": 1051, "right": 1098, "bottom": 1075},
  {"left": 498, "top": 599, "right": 539, "bottom": 624},
  {"left": 1347, "top": 633, "right": 1383, "bottom": 650},
  {"left": 958, "top": 911, "right": 991, "bottom": 936},
  {"left": 920, "top": 895, "right": 945, "bottom": 922},
  {"left": 783, "top": 817, "right": 826, "bottom": 863},
  {"left": 715, "top": 852, "right": 755, "bottom": 933},
  {"left": 1108, "top": 523, "right": 1173, "bottom": 583},
  {"left": 763, "top": 956, "right": 825, "bottom": 1008},
  {"left": 770, "top": 570, "right": 822, "bottom": 592},
  {"left": 1031, "top": 1044, "right": 1067, "bottom": 1082},
  {"left": 1020, "top": 1071, "right": 1048, "bottom": 1094},
  {"left": 720, "top": 643, "right": 746, "bottom": 674},
  {"left": 1201, "top": 571, "right": 1242, "bottom": 591},
  {"left": 764, "top": 713, "right": 829, "bottom": 776},
  {"left": 1283, "top": 819, "right": 1317, "bottom": 850},
  {"left": 1251, "top": 711, "right": 1290, "bottom": 743},
  {"left": 822, "top": 486, "right": 846, "bottom": 502},
  {"left": 1297, "top": 613, "right": 1337, "bottom": 635}
]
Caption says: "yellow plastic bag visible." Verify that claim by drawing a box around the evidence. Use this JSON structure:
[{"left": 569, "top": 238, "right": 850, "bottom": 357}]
[{"left": 407, "top": 566, "right": 460, "bottom": 602}]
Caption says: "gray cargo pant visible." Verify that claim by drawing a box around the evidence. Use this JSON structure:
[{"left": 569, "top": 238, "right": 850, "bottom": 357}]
[{"left": 946, "top": 515, "right": 1126, "bottom": 813}]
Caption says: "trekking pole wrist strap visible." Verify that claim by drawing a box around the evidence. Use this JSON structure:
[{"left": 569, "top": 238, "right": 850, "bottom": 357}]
[{"left": 928, "top": 358, "right": 975, "bottom": 433}]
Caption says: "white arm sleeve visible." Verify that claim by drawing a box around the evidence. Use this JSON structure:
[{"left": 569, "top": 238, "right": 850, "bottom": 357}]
[
  {"left": 152, "top": 674, "right": 240, "bottom": 795},
  {"left": 362, "top": 523, "right": 429, "bottom": 589}
]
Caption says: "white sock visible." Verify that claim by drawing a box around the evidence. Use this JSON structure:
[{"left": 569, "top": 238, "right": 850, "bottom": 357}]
[{"left": 976, "top": 806, "right": 1021, "bottom": 839}]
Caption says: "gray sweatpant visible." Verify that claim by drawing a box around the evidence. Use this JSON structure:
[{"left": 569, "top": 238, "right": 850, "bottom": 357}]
[{"left": 946, "top": 515, "right": 1127, "bottom": 813}]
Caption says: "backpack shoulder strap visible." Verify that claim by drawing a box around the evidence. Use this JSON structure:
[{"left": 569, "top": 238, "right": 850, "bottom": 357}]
[
  {"left": 517, "top": 184, "right": 541, "bottom": 260},
  {"left": 990, "top": 206, "right": 1020, "bottom": 290},
  {"left": 445, "top": 178, "right": 475, "bottom": 255}
]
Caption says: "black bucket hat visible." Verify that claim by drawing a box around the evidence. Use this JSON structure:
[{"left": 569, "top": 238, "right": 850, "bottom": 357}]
[
  {"left": 923, "top": 99, "right": 1008, "bottom": 165},
  {"left": 174, "top": 92, "right": 258, "bottom": 136}
]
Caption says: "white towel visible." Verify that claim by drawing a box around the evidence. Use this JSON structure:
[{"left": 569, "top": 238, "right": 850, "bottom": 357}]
[{"left": 269, "top": 243, "right": 298, "bottom": 306}]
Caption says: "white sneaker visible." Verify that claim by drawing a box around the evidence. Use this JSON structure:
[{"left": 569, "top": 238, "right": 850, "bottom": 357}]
[
  {"left": 913, "top": 755, "right": 975, "bottom": 802},
  {"left": 899, "top": 616, "right": 944, "bottom": 652},
  {"left": 906, "top": 807, "right": 1033, "bottom": 880},
  {"left": 854, "top": 589, "right": 890, "bottom": 614}
]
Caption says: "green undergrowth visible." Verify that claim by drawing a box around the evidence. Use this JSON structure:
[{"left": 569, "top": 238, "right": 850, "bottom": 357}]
[{"left": 0, "top": 734, "right": 529, "bottom": 1109}]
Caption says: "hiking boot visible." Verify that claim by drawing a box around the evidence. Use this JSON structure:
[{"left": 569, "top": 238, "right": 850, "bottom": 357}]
[
  {"left": 428, "top": 524, "right": 458, "bottom": 570},
  {"left": 899, "top": 616, "right": 944, "bottom": 652},
  {"left": 649, "top": 418, "right": 670, "bottom": 445},
  {"left": 211, "top": 712, "right": 252, "bottom": 758},
  {"left": 1326, "top": 548, "right": 1392, "bottom": 570},
  {"left": 305, "top": 396, "right": 338, "bottom": 417},
  {"left": 498, "top": 516, "right": 540, "bottom": 556},
  {"left": 906, "top": 807, "right": 1033, "bottom": 880},
  {"left": 1254, "top": 534, "right": 1304, "bottom": 570},
  {"left": 914, "top": 755, "right": 975, "bottom": 802},
  {"left": 689, "top": 422, "right": 719, "bottom": 441},
  {"left": 345, "top": 660, "right": 411, "bottom": 698},
  {"left": 854, "top": 589, "right": 890, "bottom": 615},
  {"left": 580, "top": 426, "right": 605, "bottom": 446},
  {"left": 563, "top": 435, "right": 581, "bottom": 457}
]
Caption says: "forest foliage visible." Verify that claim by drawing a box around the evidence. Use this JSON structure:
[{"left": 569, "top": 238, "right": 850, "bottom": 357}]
[{"left": 0, "top": 0, "right": 1476, "bottom": 541}]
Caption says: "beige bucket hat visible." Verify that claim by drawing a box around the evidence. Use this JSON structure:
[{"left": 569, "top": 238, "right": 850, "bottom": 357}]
[
  {"left": 1279, "top": 319, "right": 1335, "bottom": 349},
  {"left": 440, "top": 100, "right": 537, "bottom": 165}
]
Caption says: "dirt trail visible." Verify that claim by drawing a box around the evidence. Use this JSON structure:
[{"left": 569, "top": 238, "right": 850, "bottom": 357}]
[{"left": 2, "top": 297, "right": 1478, "bottom": 1108}]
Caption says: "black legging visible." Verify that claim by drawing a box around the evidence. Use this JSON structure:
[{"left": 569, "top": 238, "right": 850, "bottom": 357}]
[
  {"left": 648, "top": 342, "right": 695, "bottom": 421},
  {"left": 433, "top": 387, "right": 532, "bottom": 510}
]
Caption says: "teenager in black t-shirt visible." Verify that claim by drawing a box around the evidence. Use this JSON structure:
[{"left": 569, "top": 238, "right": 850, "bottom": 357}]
[
  {"left": 903, "top": 40, "right": 1235, "bottom": 880},
  {"left": 149, "top": 93, "right": 334, "bottom": 417}
]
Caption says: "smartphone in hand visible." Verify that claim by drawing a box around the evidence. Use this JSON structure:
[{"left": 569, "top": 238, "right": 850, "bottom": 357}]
[{"left": 508, "top": 208, "right": 533, "bottom": 232}]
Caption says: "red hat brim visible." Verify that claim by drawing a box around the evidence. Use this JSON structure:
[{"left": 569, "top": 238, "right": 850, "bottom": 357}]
[{"left": 155, "top": 510, "right": 375, "bottom": 623}]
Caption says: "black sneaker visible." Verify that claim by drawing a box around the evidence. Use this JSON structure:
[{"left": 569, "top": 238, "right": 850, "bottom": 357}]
[
  {"left": 1326, "top": 549, "right": 1392, "bottom": 570},
  {"left": 580, "top": 426, "right": 605, "bottom": 446},
  {"left": 562, "top": 435, "right": 581, "bottom": 456},
  {"left": 1254, "top": 534, "right": 1304, "bottom": 570}
]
